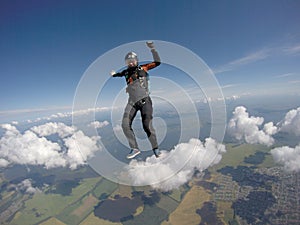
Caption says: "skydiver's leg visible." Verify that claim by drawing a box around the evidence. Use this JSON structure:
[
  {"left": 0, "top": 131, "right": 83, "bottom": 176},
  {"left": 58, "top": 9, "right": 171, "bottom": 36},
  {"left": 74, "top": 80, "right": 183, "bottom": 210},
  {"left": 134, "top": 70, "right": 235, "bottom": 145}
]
[
  {"left": 140, "top": 97, "right": 158, "bottom": 150},
  {"left": 122, "top": 103, "right": 139, "bottom": 149}
]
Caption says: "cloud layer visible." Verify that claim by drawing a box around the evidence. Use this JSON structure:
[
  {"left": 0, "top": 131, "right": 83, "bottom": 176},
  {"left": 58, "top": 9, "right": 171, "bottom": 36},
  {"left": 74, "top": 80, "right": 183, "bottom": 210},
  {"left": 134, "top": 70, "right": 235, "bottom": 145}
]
[
  {"left": 2, "top": 104, "right": 300, "bottom": 184},
  {"left": 127, "top": 138, "right": 226, "bottom": 191},
  {"left": 0, "top": 122, "right": 100, "bottom": 169}
]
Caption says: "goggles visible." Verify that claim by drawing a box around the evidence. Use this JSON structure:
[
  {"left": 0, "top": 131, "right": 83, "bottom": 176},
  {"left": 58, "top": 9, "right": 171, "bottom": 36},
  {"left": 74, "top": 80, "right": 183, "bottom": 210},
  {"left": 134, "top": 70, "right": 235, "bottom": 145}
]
[{"left": 125, "top": 58, "right": 138, "bottom": 65}]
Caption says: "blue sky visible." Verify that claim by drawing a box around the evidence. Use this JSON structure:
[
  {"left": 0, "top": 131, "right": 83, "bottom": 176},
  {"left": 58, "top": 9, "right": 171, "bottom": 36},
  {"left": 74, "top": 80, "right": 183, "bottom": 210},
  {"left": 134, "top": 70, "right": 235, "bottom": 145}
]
[{"left": 1, "top": 0, "right": 300, "bottom": 115}]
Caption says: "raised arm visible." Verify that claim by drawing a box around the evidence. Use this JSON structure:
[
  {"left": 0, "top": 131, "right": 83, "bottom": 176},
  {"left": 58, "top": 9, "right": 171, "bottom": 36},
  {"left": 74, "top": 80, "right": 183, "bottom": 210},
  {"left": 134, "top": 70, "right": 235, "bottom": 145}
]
[{"left": 142, "top": 41, "right": 161, "bottom": 71}]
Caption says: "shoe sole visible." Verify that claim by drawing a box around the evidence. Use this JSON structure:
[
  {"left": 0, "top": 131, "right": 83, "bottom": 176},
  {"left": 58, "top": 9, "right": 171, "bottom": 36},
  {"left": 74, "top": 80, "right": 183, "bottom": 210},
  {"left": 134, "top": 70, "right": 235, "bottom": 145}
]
[
  {"left": 154, "top": 153, "right": 161, "bottom": 158},
  {"left": 153, "top": 150, "right": 161, "bottom": 158},
  {"left": 127, "top": 151, "right": 141, "bottom": 159}
]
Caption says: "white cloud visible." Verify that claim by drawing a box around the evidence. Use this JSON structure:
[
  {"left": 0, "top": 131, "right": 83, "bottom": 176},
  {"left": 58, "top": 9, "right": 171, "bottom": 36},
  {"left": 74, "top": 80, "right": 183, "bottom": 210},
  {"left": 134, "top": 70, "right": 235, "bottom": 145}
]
[
  {"left": 283, "top": 43, "right": 300, "bottom": 55},
  {"left": 232, "top": 95, "right": 240, "bottom": 100},
  {"left": 31, "top": 122, "right": 76, "bottom": 138},
  {"left": 127, "top": 138, "right": 226, "bottom": 191},
  {"left": 226, "top": 106, "right": 300, "bottom": 172},
  {"left": 227, "top": 106, "right": 276, "bottom": 146},
  {"left": 18, "top": 179, "right": 41, "bottom": 194},
  {"left": 113, "top": 124, "right": 123, "bottom": 132},
  {"left": 0, "top": 158, "right": 10, "bottom": 167},
  {"left": 0, "top": 122, "right": 101, "bottom": 170},
  {"left": 0, "top": 124, "right": 65, "bottom": 169},
  {"left": 18, "top": 106, "right": 114, "bottom": 124},
  {"left": 221, "top": 84, "right": 239, "bottom": 89},
  {"left": 229, "top": 49, "right": 270, "bottom": 66},
  {"left": 53, "top": 107, "right": 113, "bottom": 120},
  {"left": 278, "top": 107, "right": 300, "bottom": 136},
  {"left": 202, "top": 97, "right": 212, "bottom": 104},
  {"left": 263, "top": 122, "right": 278, "bottom": 135},
  {"left": 271, "top": 144, "right": 300, "bottom": 172},
  {"left": 195, "top": 94, "right": 241, "bottom": 104},
  {"left": 275, "top": 72, "right": 295, "bottom": 78},
  {"left": 89, "top": 120, "right": 109, "bottom": 129},
  {"left": 288, "top": 80, "right": 300, "bottom": 84},
  {"left": 64, "top": 131, "right": 100, "bottom": 170},
  {"left": 214, "top": 48, "right": 270, "bottom": 74},
  {"left": 214, "top": 42, "right": 300, "bottom": 75}
]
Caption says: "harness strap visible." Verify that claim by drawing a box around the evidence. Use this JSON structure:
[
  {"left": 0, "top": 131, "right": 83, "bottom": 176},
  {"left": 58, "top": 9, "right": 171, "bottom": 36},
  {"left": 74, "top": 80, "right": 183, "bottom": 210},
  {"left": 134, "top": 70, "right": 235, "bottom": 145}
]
[{"left": 126, "top": 66, "right": 146, "bottom": 84}]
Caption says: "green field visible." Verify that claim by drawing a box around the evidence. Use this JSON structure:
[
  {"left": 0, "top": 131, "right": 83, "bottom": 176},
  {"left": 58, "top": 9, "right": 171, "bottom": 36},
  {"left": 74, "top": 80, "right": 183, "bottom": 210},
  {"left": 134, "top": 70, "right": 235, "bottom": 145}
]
[
  {"left": 123, "top": 204, "right": 169, "bottom": 225},
  {"left": 79, "top": 212, "right": 122, "bottom": 225},
  {"left": 92, "top": 178, "right": 118, "bottom": 199},
  {"left": 156, "top": 194, "right": 179, "bottom": 214},
  {"left": 56, "top": 194, "right": 99, "bottom": 225},
  {"left": 9, "top": 177, "right": 101, "bottom": 225},
  {"left": 167, "top": 188, "right": 182, "bottom": 202},
  {"left": 213, "top": 143, "right": 274, "bottom": 170}
]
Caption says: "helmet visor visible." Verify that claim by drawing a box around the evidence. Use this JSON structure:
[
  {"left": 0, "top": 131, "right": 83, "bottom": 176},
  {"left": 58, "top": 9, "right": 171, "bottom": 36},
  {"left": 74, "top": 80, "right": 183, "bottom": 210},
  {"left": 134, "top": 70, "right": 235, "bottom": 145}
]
[
  {"left": 125, "top": 52, "right": 138, "bottom": 66},
  {"left": 125, "top": 58, "right": 138, "bottom": 66}
]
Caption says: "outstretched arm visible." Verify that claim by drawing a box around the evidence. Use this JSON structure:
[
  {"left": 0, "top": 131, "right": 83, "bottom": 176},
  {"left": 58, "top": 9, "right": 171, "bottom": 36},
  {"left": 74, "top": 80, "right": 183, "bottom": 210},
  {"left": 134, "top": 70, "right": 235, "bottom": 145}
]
[{"left": 110, "top": 70, "right": 125, "bottom": 77}]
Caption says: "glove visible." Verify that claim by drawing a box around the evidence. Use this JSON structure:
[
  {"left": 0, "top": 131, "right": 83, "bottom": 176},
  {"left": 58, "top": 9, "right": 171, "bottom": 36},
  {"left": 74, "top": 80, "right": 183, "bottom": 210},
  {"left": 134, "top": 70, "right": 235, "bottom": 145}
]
[
  {"left": 110, "top": 70, "right": 116, "bottom": 76},
  {"left": 146, "top": 41, "right": 155, "bottom": 49}
]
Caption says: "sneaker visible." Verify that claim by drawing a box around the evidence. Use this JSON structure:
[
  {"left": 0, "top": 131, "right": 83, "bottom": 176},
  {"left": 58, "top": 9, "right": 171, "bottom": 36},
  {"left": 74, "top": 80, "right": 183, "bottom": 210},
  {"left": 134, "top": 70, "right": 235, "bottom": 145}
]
[
  {"left": 153, "top": 149, "right": 161, "bottom": 158},
  {"left": 126, "top": 149, "right": 141, "bottom": 159}
]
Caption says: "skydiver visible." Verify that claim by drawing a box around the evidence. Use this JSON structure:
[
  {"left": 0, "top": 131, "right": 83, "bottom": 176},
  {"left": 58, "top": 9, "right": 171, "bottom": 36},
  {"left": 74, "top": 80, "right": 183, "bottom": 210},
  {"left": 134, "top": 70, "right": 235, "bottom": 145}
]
[{"left": 111, "top": 41, "right": 161, "bottom": 159}]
